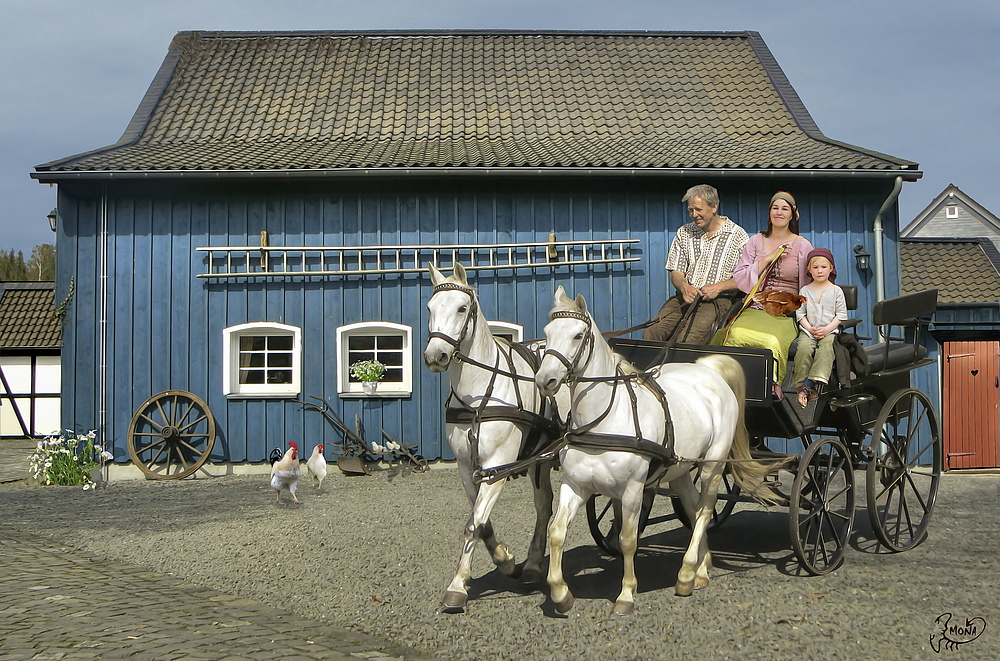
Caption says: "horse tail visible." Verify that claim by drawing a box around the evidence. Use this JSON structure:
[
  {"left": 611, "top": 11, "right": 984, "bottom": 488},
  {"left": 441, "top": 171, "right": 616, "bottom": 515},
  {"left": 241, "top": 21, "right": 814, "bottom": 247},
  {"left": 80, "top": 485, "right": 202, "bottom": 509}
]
[{"left": 695, "top": 354, "right": 790, "bottom": 506}]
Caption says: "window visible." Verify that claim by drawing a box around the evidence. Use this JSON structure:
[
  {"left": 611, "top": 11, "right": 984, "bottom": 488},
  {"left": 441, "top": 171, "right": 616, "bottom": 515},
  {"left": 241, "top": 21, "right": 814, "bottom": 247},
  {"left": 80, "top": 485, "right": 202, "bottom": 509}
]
[
  {"left": 489, "top": 321, "right": 524, "bottom": 344},
  {"left": 337, "top": 322, "right": 412, "bottom": 397},
  {"left": 223, "top": 323, "right": 301, "bottom": 398},
  {"left": 945, "top": 205, "right": 959, "bottom": 219}
]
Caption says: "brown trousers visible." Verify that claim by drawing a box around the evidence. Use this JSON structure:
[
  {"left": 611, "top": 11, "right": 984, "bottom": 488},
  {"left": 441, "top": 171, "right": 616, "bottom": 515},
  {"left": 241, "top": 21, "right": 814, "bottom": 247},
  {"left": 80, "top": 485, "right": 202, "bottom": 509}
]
[{"left": 642, "top": 293, "right": 738, "bottom": 345}]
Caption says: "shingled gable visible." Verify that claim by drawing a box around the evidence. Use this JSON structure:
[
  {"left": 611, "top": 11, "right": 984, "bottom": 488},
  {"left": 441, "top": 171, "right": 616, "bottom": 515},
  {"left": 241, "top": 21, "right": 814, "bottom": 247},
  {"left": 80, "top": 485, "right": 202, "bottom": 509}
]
[{"left": 33, "top": 30, "right": 919, "bottom": 178}]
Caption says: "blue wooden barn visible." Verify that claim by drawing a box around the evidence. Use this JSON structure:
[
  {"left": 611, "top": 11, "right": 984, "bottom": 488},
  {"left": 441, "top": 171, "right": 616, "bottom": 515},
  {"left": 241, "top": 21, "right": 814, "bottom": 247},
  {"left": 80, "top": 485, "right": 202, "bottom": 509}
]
[{"left": 32, "top": 30, "right": 924, "bottom": 475}]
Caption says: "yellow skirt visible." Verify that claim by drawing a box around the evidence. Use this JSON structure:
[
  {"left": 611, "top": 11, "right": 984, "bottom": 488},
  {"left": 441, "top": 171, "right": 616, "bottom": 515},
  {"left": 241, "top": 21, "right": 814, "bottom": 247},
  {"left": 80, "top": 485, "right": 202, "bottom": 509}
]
[{"left": 712, "top": 308, "right": 797, "bottom": 384}]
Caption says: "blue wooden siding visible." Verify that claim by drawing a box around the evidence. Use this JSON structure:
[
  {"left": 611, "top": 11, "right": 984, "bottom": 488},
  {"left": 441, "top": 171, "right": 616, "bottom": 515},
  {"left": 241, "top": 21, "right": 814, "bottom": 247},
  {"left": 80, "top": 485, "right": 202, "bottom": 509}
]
[{"left": 55, "top": 177, "right": 905, "bottom": 463}]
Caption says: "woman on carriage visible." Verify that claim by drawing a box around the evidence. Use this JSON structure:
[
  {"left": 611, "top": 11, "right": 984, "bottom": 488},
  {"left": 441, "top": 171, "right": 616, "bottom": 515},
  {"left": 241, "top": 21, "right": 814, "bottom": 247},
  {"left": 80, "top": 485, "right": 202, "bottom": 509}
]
[{"left": 713, "top": 191, "right": 813, "bottom": 394}]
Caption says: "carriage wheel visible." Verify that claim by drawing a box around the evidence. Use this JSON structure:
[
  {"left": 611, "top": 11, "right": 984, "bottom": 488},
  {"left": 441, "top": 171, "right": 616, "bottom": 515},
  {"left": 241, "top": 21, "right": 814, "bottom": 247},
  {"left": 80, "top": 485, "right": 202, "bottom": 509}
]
[
  {"left": 790, "top": 437, "right": 856, "bottom": 575},
  {"left": 671, "top": 470, "right": 741, "bottom": 531},
  {"left": 127, "top": 390, "right": 217, "bottom": 480},
  {"left": 866, "top": 388, "right": 941, "bottom": 552},
  {"left": 585, "top": 490, "right": 655, "bottom": 557}
]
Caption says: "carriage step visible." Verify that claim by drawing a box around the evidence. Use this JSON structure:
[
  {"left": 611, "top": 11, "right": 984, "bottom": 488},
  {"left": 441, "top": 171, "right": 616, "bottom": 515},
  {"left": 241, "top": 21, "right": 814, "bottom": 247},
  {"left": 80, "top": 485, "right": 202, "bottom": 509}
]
[{"left": 827, "top": 393, "right": 876, "bottom": 410}]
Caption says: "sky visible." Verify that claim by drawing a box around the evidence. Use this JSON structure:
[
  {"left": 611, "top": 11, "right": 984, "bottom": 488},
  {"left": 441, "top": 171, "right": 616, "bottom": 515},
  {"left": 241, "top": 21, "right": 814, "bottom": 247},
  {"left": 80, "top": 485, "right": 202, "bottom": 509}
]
[{"left": 3, "top": 0, "right": 999, "bottom": 257}]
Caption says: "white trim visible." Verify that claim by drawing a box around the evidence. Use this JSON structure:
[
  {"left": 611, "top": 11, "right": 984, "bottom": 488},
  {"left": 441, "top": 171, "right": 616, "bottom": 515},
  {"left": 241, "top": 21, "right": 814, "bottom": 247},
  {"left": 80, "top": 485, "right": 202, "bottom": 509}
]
[
  {"left": 336, "top": 321, "right": 412, "bottom": 398},
  {"left": 222, "top": 322, "right": 301, "bottom": 398},
  {"left": 488, "top": 320, "right": 524, "bottom": 343}
]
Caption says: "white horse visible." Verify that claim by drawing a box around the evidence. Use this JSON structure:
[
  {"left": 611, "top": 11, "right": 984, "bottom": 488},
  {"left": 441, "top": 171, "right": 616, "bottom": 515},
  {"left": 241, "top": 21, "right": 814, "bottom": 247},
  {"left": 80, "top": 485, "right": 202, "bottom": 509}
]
[
  {"left": 424, "top": 263, "right": 565, "bottom": 613},
  {"left": 535, "top": 286, "right": 784, "bottom": 615}
]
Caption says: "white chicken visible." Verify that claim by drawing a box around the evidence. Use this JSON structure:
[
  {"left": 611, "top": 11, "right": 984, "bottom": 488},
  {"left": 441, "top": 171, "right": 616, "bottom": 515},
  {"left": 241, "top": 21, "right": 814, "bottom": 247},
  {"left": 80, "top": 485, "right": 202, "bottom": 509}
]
[
  {"left": 306, "top": 444, "right": 327, "bottom": 490},
  {"left": 269, "top": 441, "right": 301, "bottom": 504}
]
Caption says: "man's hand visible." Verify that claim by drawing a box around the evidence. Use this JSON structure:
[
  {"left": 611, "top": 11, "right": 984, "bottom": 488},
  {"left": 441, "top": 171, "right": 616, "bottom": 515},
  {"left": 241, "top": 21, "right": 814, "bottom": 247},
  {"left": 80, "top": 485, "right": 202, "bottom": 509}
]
[
  {"left": 699, "top": 282, "right": 723, "bottom": 301},
  {"left": 679, "top": 282, "right": 701, "bottom": 303}
]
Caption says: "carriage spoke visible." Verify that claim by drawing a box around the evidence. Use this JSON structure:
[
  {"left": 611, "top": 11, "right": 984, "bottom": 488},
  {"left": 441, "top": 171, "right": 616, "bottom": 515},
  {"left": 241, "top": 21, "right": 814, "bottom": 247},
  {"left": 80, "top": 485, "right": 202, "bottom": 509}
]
[
  {"left": 133, "top": 438, "right": 166, "bottom": 456},
  {"left": 177, "top": 414, "right": 209, "bottom": 434},
  {"left": 139, "top": 413, "right": 165, "bottom": 431}
]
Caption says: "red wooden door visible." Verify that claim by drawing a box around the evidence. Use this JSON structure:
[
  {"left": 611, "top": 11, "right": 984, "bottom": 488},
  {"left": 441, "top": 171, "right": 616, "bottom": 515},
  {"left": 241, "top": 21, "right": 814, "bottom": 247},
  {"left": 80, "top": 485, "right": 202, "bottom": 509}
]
[{"left": 943, "top": 340, "right": 1000, "bottom": 469}]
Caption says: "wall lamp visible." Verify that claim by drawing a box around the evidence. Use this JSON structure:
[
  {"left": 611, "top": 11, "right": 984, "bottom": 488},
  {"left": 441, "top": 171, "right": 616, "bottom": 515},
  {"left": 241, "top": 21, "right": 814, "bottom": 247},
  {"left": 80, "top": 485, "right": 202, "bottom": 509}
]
[
  {"left": 853, "top": 244, "right": 871, "bottom": 271},
  {"left": 47, "top": 208, "right": 58, "bottom": 232}
]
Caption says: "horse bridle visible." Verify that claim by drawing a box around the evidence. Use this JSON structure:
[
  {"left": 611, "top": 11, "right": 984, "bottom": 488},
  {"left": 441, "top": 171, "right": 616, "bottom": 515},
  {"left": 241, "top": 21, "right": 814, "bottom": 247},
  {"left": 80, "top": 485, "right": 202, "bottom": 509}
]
[
  {"left": 427, "top": 282, "right": 479, "bottom": 354},
  {"left": 542, "top": 309, "right": 596, "bottom": 381}
]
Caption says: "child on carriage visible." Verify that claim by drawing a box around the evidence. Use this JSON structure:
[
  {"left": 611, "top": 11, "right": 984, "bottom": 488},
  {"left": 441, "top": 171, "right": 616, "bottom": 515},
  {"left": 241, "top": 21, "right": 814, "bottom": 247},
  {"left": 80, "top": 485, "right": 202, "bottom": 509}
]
[{"left": 793, "top": 248, "right": 848, "bottom": 408}]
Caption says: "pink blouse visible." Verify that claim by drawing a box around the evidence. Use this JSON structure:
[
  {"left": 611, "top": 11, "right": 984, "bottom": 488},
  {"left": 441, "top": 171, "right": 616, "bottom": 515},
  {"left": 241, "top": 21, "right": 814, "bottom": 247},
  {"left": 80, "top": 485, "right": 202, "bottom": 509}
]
[{"left": 732, "top": 234, "right": 814, "bottom": 303}]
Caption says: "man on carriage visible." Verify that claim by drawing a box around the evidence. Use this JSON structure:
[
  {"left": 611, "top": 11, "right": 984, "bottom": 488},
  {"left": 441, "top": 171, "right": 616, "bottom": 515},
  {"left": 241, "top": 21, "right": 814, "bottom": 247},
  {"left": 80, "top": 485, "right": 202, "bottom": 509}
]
[{"left": 643, "top": 184, "right": 748, "bottom": 345}]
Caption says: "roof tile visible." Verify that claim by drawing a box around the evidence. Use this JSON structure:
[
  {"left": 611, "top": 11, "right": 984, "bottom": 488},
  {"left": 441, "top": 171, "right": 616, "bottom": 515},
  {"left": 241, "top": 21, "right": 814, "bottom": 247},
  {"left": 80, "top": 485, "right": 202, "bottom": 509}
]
[{"left": 38, "top": 31, "right": 917, "bottom": 173}]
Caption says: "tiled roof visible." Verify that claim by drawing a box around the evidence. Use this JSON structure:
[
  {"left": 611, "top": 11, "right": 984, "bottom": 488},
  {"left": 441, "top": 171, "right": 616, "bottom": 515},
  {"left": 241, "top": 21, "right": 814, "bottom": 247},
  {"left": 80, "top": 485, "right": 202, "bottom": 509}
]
[
  {"left": 0, "top": 283, "right": 62, "bottom": 350},
  {"left": 36, "top": 31, "right": 918, "bottom": 175},
  {"left": 901, "top": 239, "right": 1000, "bottom": 304}
]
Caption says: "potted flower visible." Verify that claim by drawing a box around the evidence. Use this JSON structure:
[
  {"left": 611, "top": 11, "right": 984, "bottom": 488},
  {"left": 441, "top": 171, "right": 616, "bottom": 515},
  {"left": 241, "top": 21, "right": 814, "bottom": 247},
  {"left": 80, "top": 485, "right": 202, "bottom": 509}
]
[{"left": 350, "top": 359, "right": 386, "bottom": 394}]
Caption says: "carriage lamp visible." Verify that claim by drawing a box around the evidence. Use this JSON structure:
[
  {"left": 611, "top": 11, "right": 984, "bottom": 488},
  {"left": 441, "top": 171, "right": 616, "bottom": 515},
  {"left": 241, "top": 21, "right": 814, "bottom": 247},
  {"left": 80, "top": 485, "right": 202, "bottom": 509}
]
[
  {"left": 47, "top": 208, "right": 57, "bottom": 232},
  {"left": 853, "top": 244, "right": 871, "bottom": 271}
]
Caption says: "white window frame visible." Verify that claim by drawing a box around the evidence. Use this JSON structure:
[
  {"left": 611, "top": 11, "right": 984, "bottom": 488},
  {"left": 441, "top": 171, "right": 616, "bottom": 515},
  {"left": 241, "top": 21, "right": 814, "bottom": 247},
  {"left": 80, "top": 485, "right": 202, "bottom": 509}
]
[
  {"left": 945, "top": 205, "right": 959, "bottom": 219},
  {"left": 223, "top": 322, "right": 301, "bottom": 398},
  {"left": 337, "top": 321, "right": 412, "bottom": 398},
  {"left": 488, "top": 321, "right": 524, "bottom": 344}
]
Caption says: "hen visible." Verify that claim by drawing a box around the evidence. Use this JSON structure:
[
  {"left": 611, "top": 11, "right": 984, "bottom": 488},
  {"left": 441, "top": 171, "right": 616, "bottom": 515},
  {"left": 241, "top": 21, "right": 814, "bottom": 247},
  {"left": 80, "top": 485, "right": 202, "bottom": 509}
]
[
  {"left": 752, "top": 290, "right": 806, "bottom": 317},
  {"left": 269, "top": 441, "right": 301, "bottom": 504},
  {"left": 306, "top": 444, "right": 327, "bottom": 490}
]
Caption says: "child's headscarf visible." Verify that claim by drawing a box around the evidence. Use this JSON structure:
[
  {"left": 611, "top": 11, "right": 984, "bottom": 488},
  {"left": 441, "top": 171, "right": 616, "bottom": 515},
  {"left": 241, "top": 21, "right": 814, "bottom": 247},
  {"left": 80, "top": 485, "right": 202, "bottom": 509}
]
[{"left": 805, "top": 248, "right": 837, "bottom": 283}]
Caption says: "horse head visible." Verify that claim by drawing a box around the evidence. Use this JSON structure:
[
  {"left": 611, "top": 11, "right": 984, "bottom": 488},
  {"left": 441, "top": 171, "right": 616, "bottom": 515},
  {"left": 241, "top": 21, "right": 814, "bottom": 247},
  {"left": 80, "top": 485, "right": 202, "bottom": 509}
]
[
  {"left": 536, "top": 286, "right": 594, "bottom": 395},
  {"left": 424, "top": 262, "right": 480, "bottom": 372}
]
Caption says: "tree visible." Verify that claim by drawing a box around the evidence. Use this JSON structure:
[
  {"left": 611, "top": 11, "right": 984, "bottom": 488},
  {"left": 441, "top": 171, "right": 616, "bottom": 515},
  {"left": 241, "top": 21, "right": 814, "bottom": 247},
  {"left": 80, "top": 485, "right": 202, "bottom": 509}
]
[
  {"left": 0, "top": 249, "right": 28, "bottom": 281},
  {"left": 28, "top": 243, "right": 56, "bottom": 281}
]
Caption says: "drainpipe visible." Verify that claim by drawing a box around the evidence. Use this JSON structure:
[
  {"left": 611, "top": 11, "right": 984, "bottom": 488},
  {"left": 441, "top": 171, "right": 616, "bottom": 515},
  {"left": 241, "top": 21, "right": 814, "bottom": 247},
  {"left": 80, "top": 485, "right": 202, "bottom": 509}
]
[
  {"left": 98, "top": 185, "right": 109, "bottom": 464},
  {"left": 873, "top": 175, "right": 903, "bottom": 302}
]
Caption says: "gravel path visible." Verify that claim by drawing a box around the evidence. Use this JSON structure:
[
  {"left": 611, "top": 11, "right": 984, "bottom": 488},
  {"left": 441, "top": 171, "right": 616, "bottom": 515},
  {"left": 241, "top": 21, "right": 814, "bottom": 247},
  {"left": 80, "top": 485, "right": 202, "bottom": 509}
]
[{"left": 1, "top": 465, "right": 997, "bottom": 660}]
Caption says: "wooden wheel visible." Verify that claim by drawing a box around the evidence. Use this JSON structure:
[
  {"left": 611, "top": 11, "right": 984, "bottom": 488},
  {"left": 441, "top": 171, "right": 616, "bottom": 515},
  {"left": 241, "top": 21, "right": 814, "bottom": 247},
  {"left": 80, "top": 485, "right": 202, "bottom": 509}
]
[
  {"left": 585, "top": 490, "right": 655, "bottom": 557},
  {"left": 671, "top": 469, "right": 741, "bottom": 531},
  {"left": 790, "top": 437, "right": 856, "bottom": 575},
  {"left": 127, "top": 390, "right": 217, "bottom": 480},
  {"left": 866, "top": 389, "right": 941, "bottom": 551}
]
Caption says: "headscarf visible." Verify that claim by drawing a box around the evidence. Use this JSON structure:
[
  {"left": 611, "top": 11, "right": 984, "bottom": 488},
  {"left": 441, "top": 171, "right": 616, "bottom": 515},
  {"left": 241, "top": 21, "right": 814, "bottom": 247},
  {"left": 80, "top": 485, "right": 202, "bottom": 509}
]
[
  {"left": 805, "top": 247, "right": 837, "bottom": 283},
  {"left": 770, "top": 191, "right": 799, "bottom": 220}
]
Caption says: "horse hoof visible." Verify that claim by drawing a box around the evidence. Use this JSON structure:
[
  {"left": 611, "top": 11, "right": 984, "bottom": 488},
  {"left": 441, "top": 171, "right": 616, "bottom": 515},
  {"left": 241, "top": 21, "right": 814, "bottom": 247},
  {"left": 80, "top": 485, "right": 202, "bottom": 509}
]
[
  {"left": 498, "top": 557, "right": 519, "bottom": 577},
  {"left": 441, "top": 590, "right": 468, "bottom": 613},
  {"left": 553, "top": 594, "right": 575, "bottom": 614},
  {"left": 613, "top": 600, "right": 635, "bottom": 616},
  {"left": 675, "top": 580, "right": 695, "bottom": 597},
  {"left": 520, "top": 567, "right": 544, "bottom": 586},
  {"left": 695, "top": 576, "right": 710, "bottom": 590}
]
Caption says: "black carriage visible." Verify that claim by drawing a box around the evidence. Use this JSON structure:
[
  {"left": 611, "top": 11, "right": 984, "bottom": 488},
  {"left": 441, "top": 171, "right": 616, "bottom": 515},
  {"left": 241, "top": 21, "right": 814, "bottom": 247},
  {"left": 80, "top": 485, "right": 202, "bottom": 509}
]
[{"left": 587, "top": 286, "right": 941, "bottom": 575}]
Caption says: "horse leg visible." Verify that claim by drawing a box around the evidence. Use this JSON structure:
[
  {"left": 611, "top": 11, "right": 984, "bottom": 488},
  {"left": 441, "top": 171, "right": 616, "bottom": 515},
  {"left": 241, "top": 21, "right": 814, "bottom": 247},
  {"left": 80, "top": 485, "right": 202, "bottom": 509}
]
[
  {"left": 442, "top": 466, "right": 515, "bottom": 612},
  {"left": 613, "top": 482, "right": 645, "bottom": 615},
  {"left": 675, "top": 463, "right": 724, "bottom": 596},
  {"left": 547, "top": 482, "right": 584, "bottom": 614},
  {"left": 520, "top": 462, "right": 554, "bottom": 586}
]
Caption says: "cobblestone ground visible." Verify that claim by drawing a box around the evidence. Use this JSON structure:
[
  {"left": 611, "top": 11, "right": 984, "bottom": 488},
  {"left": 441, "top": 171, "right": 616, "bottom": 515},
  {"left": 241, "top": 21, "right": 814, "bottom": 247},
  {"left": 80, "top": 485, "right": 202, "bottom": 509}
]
[{"left": 0, "top": 448, "right": 998, "bottom": 660}]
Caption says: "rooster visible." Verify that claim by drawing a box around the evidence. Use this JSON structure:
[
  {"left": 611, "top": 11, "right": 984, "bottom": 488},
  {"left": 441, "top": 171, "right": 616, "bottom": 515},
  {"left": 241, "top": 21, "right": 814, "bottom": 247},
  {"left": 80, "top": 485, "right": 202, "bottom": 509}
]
[
  {"left": 306, "top": 444, "right": 327, "bottom": 490},
  {"left": 269, "top": 441, "right": 301, "bottom": 504}
]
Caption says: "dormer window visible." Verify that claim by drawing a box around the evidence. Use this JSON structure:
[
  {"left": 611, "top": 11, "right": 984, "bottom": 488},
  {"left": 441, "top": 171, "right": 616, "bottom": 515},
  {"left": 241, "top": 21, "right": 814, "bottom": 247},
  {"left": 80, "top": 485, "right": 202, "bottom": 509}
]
[{"left": 946, "top": 205, "right": 959, "bottom": 219}]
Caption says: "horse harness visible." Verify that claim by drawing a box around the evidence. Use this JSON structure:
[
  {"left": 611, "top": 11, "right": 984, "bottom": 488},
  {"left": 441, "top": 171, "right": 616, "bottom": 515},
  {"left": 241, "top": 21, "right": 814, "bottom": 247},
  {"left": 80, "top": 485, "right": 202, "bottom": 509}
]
[
  {"left": 544, "top": 309, "right": 678, "bottom": 469},
  {"left": 431, "top": 281, "right": 563, "bottom": 484}
]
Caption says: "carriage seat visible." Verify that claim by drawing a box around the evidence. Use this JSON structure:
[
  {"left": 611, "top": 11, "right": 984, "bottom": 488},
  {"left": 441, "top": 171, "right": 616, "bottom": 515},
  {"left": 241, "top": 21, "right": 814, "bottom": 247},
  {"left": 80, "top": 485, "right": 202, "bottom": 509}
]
[{"left": 862, "top": 289, "right": 937, "bottom": 374}]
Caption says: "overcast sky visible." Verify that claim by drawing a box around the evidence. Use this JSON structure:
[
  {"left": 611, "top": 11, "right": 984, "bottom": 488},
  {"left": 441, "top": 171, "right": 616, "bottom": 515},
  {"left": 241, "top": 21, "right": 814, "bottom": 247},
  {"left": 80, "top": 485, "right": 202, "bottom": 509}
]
[{"left": 3, "top": 0, "right": 998, "bottom": 257}]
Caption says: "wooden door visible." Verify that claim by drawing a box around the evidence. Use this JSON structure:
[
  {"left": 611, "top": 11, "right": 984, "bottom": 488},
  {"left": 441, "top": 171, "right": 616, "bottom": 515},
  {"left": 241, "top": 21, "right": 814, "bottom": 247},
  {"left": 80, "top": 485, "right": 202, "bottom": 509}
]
[{"left": 943, "top": 340, "right": 1000, "bottom": 469}]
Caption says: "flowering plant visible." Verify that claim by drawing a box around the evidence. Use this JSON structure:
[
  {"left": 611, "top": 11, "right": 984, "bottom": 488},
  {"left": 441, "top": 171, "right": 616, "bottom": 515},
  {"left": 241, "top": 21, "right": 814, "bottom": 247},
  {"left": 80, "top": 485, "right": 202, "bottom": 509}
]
[
  {"left": 350, "top": 359, "right": 387, "bottom": 382},
  {"left": 28, "top": 430, "right": 113, "bottom": 490}
]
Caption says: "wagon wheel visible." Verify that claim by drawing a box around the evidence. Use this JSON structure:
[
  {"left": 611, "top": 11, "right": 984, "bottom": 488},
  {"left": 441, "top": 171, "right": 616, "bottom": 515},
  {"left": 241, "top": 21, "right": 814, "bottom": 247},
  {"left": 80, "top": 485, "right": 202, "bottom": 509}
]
[
  {"left": 585, "top": 489, "right": 655, "bottom": 557},
  {"left": 866, "top": 388, "right": 941, "bottom": 552},
  {"left": 790, "top": 437, "right": 856, "bottom": 575},
  {"left": 127, "top": 390, "right": 216, "bottom": 480},
  {"left": 671, "top": 469, "right": 741, "bottom": 531}
]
